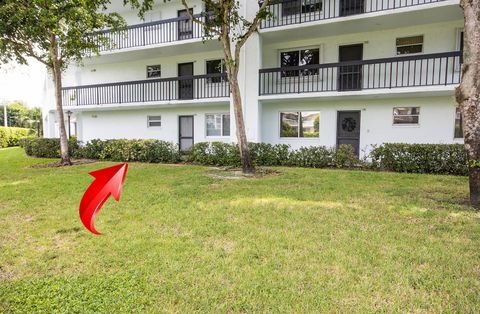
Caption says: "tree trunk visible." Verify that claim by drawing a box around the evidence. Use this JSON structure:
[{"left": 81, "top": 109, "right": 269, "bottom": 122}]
[
  {"left": 50, "top": 38, "right": 71, "bottom": 165},
  {"left": 456, "top": 0, "right": 480, "bottom": 208},
  {"left": 229, "top": 72, "right": 254, "bottom": 173}
]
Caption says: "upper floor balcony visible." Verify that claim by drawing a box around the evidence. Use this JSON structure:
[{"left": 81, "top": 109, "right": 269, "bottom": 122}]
[
  {"left": 261, "top": 0, "right": 449, "bottom": 29},
  {"left": 91, "top": 13, "right": 210, "bottom": 53},
  {"left": 259, "top": 51, "right": 461, "bottom": 96},
  {"left": 62, "top": 73, "right": 229, "bottom": 107}
]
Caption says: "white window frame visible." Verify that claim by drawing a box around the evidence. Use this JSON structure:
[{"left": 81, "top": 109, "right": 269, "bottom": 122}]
[
  {"left": 278, "top": 110, "right": 321, "bottom": 139},
  {"left": 205, "top": 113, "right": 230, "bottom": 137},
  {"left": 395, "top": 35, "right": 424, "bottom": 56},
  {"left": 392, "top": 107, "right": 420, "bottom": 126},
  {"left": 147, "top": 115, "right": 162, "bottom": 127}
]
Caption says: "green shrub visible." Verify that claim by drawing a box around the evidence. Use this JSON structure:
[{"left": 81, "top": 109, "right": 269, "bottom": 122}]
[
  {"left": 77, "top": 139, "right": 105, "bottom": 159},
  {"left": 249, "top": 143, "right": 290, "bottom": 166},
  {"left": 0, "top": 127, "right": 32, "bottom": 148},
  {"left": 370, "top": 143, "right": 467, "bottom": 176},
  {"left": 22, "top": 138, "right": 180, "bottom": 163},
  {"left": 333, "top": 144, "right": 359, "bottom": 168},
  {"left": 288, "top": 146, "right": 334, "bottom": 168},
  {"left": 78, "top": 139, "right": 181, "bottom": 163},
  {"left": 22, "top": 138, "right": 61, "bottom": 158},
  {"left": 187, "top": 142, "right": 240, "bottom": 167},
  {"left": 189, "top": 142, "right": 341, "bottom": 168},
  {"left": 20, "top": 137, "right": 467, "bottom": 176}
]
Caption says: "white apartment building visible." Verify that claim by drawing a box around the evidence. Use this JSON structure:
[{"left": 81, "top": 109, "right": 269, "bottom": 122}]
[{"left": 42, "top": 0, "right": 464, "bottom": 157}]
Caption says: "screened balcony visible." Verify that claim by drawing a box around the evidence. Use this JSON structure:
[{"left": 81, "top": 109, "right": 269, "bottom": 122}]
[
  {"left": 90, "top": 14, "right": 211, "bottom": 52},
  {"left": 259, "top": 51, "right": 461, "bottom": 95},
  {"left": 62, "top": 73, "right": 229, "bottom": 107},
  {"left": 261, "top": 0, "right": 448, "bottom": 29}
]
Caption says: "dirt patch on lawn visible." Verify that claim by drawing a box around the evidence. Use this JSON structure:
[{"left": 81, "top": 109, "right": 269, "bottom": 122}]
[
  {"left": 207, "top": 167, "right": 281, "bottom": 180},
  {"left": 30, "top": 159, "right": 97, "bottom": 168}
]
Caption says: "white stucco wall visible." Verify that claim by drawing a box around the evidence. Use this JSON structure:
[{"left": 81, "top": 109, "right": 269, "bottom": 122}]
[
  {"left": 261, "top": 20, "right": 463, "bottom": 69},
  {"left": 77, "top": 104, "right": 231, "bottom": 144},
  {"left": 261, "top": 95, "right": 463, "bottom": 155}
]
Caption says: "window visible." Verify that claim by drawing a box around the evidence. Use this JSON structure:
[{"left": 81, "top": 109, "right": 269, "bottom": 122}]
[
  {"left": 206, "top": 59, "right": 226, "bottom": 83},
  {"left": 206, "top": 113, "right": 230, "bottom": 136},
  {"left": 205, "top": 1, "right": 215, "bottom": 23},
  {"left": 393, "top": 107, "right": 420, "bottom": 125},
  {"left": 454, "top": 107, "right": 463, "bottom": 139},
  {"left": 396, "top": 36, "right": 423, "bottom": 55},
  {"left": 280, "top": 111, "right": 320, "bottom": 138},
  {"left": 146, "top": 65, "right": 161, "bottom": 78},
  {"left": 457, "top": 29, "right": 464, "bottom": 66},
  {"left": 280, "top": 48, "right": 320, "bottom": 77},
  {"left": 282, "top": 0, "right": 322, "bottom": 16},
  {"left": 147, "top": 115, "right": 162, "bottom": 127}
]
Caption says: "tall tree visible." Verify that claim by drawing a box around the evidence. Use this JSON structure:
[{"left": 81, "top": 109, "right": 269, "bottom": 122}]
[
  {"left": 129, "top": 0, "right": 271, "bottom": 173},
  {"left": 0, "top": 0, "right": 124, "bottom": 165},
  {"left": 456, "top": 0, "right": 480, "bottom": 208}
]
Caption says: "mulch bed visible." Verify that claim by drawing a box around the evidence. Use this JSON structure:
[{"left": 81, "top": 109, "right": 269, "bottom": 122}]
[
  {"left": 206, "top": 167, "right": 281, "bottom": 180},
  {"left": 30, "top": 159, "right": 97, "bottom": 168}
]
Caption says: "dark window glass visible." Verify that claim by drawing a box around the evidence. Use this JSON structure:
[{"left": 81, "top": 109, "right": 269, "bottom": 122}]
[
  {"left": 282, "top": 0, "right": 322, "bottom": 16},
  {"left": 206, "top": 59, "right": 225, "bottom": 83},
  {"left": 300, "top": 49, "right": 319, "bottom": 75},
  {"left": 281, "top": 50, "right": 300, "bottom": 77},
  {"left": 302, "top": 0, "right": 322, "bottom": 13},
  {"left": 146, "top": 65, "right": 161, "bottom": 78},
  {"left": 281, "top": 49, "right": 319, "bottom": 77},
  {"left": 148, "top": 115, "right": 162, "bottom": 127},
  {"left": 454, "top": 107, "right": 463, "bottom": 138},
  {"left": 222, "top": 114, "right": 230, "bottom": 136},
  {"left": 396, "top": 36, "right": 423, "bottom": 55},
  {"left": 393, "top": 107, "right": 420, "bottom": 124},
  {"left": 282, "top": 0, "right": 301, "bottom": 16},
  {"left": 459, "top": 31, "right": 464, "bottom": 64}
]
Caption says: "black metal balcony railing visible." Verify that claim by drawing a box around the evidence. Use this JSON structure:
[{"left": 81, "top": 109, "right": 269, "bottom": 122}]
[
  {"left": 91, "top": 14, "right": 209, "bottom": 52},
  {"left": 261, "top": 0, "right": 447, "bottom": 28},
  {"left": 62, "top": 73, "right": 229, "bottom": 107},
  {"left": 259, "top": 51, "right": 461, "bottom": 95}
]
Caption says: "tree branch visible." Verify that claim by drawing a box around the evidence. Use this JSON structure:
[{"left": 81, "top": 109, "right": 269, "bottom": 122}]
[
  {"left": 180, "top": 0, "right": 220, "bottom": 36},
  {"left": 234, "top": 0, "right": 270, "bottom": 61}
]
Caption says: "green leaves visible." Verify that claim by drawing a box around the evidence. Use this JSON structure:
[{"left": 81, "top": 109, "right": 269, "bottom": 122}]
[{"left": 0, "top": 0, "right": 126, "bottom": 69}]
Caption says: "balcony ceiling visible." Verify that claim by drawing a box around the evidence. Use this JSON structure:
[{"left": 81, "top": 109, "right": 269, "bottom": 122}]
[{"left": 260, "top": 2, "right": 463, "bottom": 44}]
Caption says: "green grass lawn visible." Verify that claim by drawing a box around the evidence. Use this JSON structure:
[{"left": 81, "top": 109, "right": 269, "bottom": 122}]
[{"left": 0, "top": 147, "right": 479, "bottom": 313}]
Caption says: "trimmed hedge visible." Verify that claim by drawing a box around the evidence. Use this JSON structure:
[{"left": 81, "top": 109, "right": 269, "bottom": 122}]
[
  {"left": 187, "top": 142, "right": 359, "bottom": 168},
  {"left": 0, "top": 127, "right": 32, "bottom": 148},
  {"left": 21, "top": 138, "right": 181, "bottom": 163},
  {"left": 20, "top": 137, "right": 468, "bottom": 176},
  {"left": 19, "top": 137, "right": 79, "bottom": 158},
  {"left": 77, "top": 139, "right": 181, "bottom": 163},
  {"left": 370, "top": 143, "right": 467, "bottom": 176}
]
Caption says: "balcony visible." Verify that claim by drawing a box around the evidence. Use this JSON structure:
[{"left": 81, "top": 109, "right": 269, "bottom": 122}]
[
  {"left": 261, "top": 0, "right": 448, "bottom": 29},
  {"left": 259, "top": 51, "right": 461, "bottom": 96},
  {"left": 91, "top": 14, "right": 210, "bottom": 52},
  {"left": 62, "top": 73, "right": 229, "bottom": 107}
]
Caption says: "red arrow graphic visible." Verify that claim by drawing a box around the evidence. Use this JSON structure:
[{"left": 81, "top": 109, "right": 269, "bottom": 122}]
[{"left": 79, "top": 163, "right": 128, "bottom": 235}]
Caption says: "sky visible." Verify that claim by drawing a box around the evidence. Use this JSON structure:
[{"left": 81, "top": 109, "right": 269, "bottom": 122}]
[{"left": 0, "top": 59, "right": 46, "bottom": 108}]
